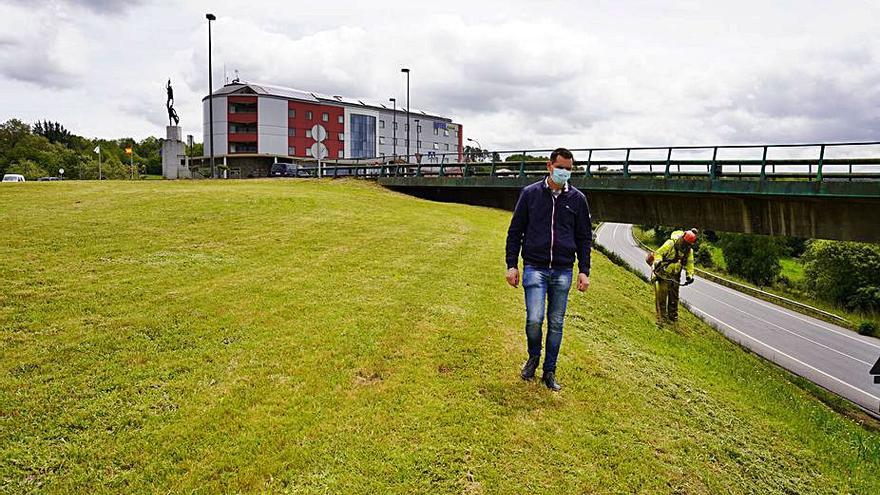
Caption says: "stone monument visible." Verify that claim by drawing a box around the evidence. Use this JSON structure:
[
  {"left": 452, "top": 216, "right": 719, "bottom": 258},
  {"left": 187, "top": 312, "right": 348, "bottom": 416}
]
[{"left": 162, "top": 79, "right": 188, "bottom": 178}]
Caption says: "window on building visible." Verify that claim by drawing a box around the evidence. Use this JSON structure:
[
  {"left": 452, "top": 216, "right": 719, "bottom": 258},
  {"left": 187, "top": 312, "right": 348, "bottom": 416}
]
[
  {"left": 229, "top": 142, "right": 257, "bottom": 153},
  {"left": 393, "top": 138, "right": 398, "bottom": 145},
  {"left": 393, "top": 122, "right": 398, "bottom": 130},
  {"left": 230, "top": 123, "right": 257, "bottom": 134},
  {"left": 433, "top": 128, "right": 439, "bottom": 136},
  {"left": 338, "top": 115, "right": 344, "bottom": 124},
  {"left": 417, "top": 140, "right": 422, "bottom": 148},
  {"left": 379, "top": 120, "right": 385, "bottom": 129},
  {"left": 379, "top": 136, "right": 386, "bottom": 145},
  {"left": 444, "top": 129, "right": 449, "bottom": 136},
  {"left": 288, "top": 128, "right": 295, "bottom": 136},
  {"left": 306, "top": 148, "right": 313, "bottom": 157},
  {"left": 404, "top": 124, "right": 408, "bottom": 131},
  {"left": 306, "top": 111, "right": 313, "bottom": 120},
  {"left": 288, "top": 109, "right": 295, "bottom": 118},
  {"left": 349, "top": 114, "right": 376, "bottom": 158},
  {"left": 338, "top": 133, "right": 344, "bottom": 141},
  {"left": 433, "top": 142, "right": 439, "bottom": 150},
  {"left": 417, "top": 124, "right": 422, "bottom": 133},
  {"left": 322, "top": 112, "right": 329, "bottom": 122},
  {"left": 228, "top": 102, "right": 256, "bottom": 114},
  {"left": 445, "top": 143, "right": 449, "bottom": 151},
  {"left": 305, "top": 129, "right": 312, "bottom": 138},
  {"left": 288, "top": 146, "right": 295, "bottom": 155}
]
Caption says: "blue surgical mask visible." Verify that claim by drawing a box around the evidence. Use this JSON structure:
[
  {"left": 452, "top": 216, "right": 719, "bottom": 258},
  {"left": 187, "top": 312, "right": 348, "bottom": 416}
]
[{"left": 551, "top": 167, "right": 571, "bottom": 185}]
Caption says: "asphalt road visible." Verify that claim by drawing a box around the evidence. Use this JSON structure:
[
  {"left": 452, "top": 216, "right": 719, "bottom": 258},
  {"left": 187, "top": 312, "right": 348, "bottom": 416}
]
[{"left": 595, "top": 222, "right": 880, "bottom": 417}]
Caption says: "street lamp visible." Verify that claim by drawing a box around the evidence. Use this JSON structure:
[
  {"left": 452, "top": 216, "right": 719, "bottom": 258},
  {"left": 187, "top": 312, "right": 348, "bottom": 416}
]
[
  {"left": 401, "top": 68, "right": 410, "bottom": 163},
  {"left": 389, "top": 97, "right": 396, "bottom": 161},
  {"left": 206, "top": 13, "right": 216, "bottom": 178}
]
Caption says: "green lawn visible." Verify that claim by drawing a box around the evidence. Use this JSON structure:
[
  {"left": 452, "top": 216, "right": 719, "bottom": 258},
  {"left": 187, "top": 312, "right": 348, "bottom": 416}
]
[{"left": 2, "top": 180, "right": 879, "bottom": 494}]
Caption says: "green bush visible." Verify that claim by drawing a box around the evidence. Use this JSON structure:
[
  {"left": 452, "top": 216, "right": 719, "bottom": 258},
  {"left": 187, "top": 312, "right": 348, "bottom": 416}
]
[
  {"left": 858, "top": 321, "right": 878, "bottom": 337},
  {"left": 776, "top": 237, "right": 809, "bottom": 258},
  {"left": 719, "top": 233, "right": 781, "bottom": 286},
  {"left": 694, "top": 242, "right": 713, "bottom": 268},
  {"left": 803, "top": 240, "right": 880, "bottom": 312}
]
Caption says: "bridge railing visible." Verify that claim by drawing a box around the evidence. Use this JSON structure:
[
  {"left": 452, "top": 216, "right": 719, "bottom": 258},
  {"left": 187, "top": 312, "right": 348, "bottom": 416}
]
[{"left": 296, "top": 141, "right": 880, "bottom": 181}]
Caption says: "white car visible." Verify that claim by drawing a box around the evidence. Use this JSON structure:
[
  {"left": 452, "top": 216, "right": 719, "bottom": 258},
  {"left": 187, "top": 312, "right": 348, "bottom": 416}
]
[{"left": 2, "top": 174, "right": 26, "bottom": 182}]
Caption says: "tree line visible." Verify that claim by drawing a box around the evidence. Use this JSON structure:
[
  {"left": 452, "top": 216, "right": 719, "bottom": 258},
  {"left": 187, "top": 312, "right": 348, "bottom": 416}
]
[{"left": 0, "top": 119, "right": 202, "bottom": 180}]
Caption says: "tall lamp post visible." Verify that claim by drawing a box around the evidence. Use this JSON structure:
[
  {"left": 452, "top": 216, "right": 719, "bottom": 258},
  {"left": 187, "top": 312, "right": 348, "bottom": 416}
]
[
  {"left": 401, "top": 68, "right": 410, "bottom": 163},
  {"left": 389, "top": 97, "right": 396, "bottom": 161},
  {"left": 206, "top": 13, "right": 216, "bottom": 178}
]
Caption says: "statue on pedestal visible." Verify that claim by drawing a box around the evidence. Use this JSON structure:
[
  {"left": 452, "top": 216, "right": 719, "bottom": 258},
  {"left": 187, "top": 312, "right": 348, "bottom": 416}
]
[{"left": 166, "top": 79, "right": 180, "bottom": 126}]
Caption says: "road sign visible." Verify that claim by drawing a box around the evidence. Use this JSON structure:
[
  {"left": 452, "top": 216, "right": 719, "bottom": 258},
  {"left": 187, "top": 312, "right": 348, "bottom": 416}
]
[
  {"left": 309, "top": 142, "right": 328, "bottom": 160},
  {"left": 310, "top": 124, "right": 327, "bottom": 142}
]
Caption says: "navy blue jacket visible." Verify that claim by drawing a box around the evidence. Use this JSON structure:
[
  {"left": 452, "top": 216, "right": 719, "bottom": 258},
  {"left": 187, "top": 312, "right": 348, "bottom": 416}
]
[{"left": 506, "top": 178, "right": 592, "bottom": 275}]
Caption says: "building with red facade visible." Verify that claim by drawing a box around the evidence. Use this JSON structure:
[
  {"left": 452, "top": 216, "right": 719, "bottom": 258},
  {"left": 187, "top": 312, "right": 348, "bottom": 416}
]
[{"left": 201, "top": 82, "right": 463, "bottom": 178}]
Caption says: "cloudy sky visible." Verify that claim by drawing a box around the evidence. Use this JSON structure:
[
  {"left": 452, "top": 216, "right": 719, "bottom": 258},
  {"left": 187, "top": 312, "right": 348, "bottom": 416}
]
[{"left": 1, "top": 0, "right": 878, "bottom": 151}]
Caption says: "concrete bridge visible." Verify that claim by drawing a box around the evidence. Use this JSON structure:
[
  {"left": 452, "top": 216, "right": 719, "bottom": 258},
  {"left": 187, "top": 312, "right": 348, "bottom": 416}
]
[{"left": 302, "top": 142, "right": 880, "bottom": 242}]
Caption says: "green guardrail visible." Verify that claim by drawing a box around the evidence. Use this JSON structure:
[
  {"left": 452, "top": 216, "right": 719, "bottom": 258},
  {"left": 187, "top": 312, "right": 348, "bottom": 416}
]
[{"left": 297, "top": 141, "right": 880, "bottom": 183}]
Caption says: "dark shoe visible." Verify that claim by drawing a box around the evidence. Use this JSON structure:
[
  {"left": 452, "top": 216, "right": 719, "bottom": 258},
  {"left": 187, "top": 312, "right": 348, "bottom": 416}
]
[
  {"left": 542, "top": 371, "right": 561, "bottom": 391},
  {"left": 520, "top": 356, "right": 539, "bottom": 380}
]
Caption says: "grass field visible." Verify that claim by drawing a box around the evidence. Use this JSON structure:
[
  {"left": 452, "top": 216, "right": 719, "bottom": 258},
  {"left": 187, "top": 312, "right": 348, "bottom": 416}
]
[{"left": 2, "top": 179, "right": 879, "bottom": 494}]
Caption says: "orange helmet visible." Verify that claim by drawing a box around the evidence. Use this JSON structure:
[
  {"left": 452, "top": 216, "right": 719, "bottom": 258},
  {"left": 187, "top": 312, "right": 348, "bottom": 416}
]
[{"left": 683, "top": 230, "right": 697, "bottom": 244}]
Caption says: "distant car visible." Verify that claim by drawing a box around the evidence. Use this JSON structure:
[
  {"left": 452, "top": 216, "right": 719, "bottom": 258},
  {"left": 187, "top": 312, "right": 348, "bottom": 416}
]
[
  {"left": 2, "top": 174, "right": 26, "bottom": 182},
  {"left": 37, "top": 176, "right": 61, "bottom": 181}
]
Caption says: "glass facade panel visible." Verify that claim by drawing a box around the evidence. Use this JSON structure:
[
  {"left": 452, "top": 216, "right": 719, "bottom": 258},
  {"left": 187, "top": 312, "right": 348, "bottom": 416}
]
[{"left": 350, "top": 114, "right": 376, "bottom": 158}]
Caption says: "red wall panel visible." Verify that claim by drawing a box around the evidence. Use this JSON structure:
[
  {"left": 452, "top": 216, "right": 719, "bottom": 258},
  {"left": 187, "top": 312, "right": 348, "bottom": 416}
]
[{"left": 287, "top": 101, "right": 345, "bottom": 158}]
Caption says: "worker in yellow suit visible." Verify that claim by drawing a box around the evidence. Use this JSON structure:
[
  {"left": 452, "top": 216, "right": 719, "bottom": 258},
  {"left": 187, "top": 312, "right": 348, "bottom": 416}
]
[{"left": 647, "top": 229, "right": 697, "bottom": 326}]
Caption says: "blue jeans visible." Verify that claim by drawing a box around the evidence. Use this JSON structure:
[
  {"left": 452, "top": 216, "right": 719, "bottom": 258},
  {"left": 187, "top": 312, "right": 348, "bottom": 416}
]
[{"left": 522, "top": 264, "right": 573, "bottom": 372}]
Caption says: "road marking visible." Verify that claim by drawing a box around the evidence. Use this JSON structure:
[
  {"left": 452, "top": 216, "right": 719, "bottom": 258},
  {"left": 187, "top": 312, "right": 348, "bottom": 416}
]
[
  {"left": 707, "top": 281, "right": 880, "bottom": 351},
  {"left": 689, "top": 284, "right": 873, "bottom": 365},
  {"left": 688, "top": 305, "right": 880, "bottom": 406}
]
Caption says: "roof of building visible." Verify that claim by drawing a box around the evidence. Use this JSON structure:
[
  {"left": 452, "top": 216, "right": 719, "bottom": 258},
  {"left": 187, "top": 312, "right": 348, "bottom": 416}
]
[{"left": 205, "top": 82, "right": 455, "bottom": 123}]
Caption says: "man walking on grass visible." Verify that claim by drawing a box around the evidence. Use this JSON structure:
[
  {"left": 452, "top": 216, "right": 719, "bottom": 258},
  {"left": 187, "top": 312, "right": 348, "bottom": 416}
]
[{"left": 505, "top": 147, "right": 592, "bottom": 391}]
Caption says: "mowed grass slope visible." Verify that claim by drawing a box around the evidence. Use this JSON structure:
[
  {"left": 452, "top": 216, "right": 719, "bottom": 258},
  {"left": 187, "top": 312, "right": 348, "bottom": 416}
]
[{"left": 1, "top": 179, "right": 878, "bottom": 494}]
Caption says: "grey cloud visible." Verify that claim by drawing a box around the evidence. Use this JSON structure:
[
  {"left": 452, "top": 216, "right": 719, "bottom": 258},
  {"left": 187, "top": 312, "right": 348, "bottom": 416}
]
[
  {"left": 3, "top": 0, "right": 143, "bottom": 14},
  {"left": 715, "top": 63, "right": 880, "bottom": 143},
  {"left": 0, "top": 39, "right": 81, "bottom": 89}
]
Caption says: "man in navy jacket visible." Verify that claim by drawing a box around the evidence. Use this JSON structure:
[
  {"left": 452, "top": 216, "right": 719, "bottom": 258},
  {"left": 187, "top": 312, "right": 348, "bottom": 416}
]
[{"left": 505, "top": 147, "right": 592, "bottom": 391}]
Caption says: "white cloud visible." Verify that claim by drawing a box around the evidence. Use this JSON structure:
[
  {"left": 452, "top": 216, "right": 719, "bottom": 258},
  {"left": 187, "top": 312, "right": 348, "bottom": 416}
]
[{"left": 0, "top": 0, "right": 878, "bottom": 149}]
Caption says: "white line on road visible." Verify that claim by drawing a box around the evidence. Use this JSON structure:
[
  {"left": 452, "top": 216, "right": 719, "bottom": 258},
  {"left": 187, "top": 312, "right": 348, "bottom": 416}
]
[
  {"left": 688, "top": 305, "right": 880, "bottom": 407},
  {"left": 705, "top": 281, "right": 880, "bottom": 351},
  {"left": 688, "top": 283, "right": 873, "bottom": 365}
]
